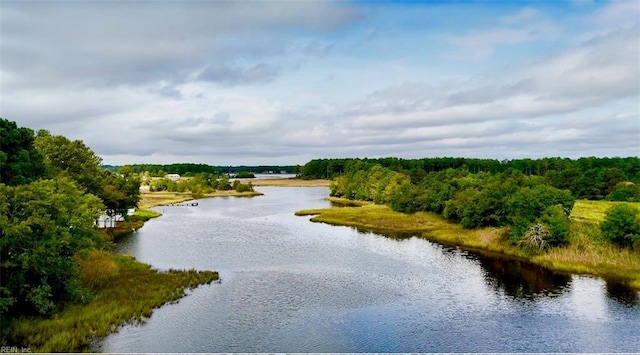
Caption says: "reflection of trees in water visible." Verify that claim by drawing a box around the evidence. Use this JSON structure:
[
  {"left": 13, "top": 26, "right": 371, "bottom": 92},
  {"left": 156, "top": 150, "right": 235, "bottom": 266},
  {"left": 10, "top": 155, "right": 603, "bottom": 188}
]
[
  {"left": 354, "top": 227, "right": 415, "bottom": 240},
  {"left": 605, "top": 281, "right": 640, "bottom": 307},
  {"left": 473, "top": 253, "right": 572, "bottom": 299},
  {"left": 355, "top": 230, "right": 639, "bottom": 305}
]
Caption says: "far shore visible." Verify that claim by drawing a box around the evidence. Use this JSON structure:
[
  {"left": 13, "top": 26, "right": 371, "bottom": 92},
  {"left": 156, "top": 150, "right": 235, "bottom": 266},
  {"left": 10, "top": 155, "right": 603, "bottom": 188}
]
[
  {"left": 138, "top": 190, "right": 263, "bottom": 209},
  {"left": 138, "top": 179, "right": 330, "bottom": 210},
  {"left": 239, "top": 178, "right": 331, "bottom": 187}
]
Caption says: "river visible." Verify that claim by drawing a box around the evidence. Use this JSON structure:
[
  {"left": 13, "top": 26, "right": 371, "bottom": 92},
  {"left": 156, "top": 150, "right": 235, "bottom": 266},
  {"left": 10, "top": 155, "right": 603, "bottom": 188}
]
[{"left": 98, "top": 187, "right": 640, "bottom": 353}]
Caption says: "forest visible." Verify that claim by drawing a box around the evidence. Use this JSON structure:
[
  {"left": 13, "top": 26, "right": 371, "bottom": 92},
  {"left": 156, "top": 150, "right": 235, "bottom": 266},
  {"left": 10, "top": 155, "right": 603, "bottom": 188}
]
[
  {"left": 301, "top": 157, "right": 640, "bottom": 201},
  {"left": 314, "top": 158, "right": 640, "bottom": 250}
]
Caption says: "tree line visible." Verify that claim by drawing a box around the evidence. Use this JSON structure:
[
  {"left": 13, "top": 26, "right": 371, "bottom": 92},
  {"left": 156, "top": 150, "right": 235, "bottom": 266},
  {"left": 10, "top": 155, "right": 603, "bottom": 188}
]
[
  {"left": 148, "top": 173, "right": 254, "bottom": 195},
  {"left": 112, "top": 163, "right": 299, "bottom": 176},
  {"left": 329, "top": 160, "right": 640, "bottom": 250},
  {"left": 301, "top": 157, "right": 640, "bottom": 202}
]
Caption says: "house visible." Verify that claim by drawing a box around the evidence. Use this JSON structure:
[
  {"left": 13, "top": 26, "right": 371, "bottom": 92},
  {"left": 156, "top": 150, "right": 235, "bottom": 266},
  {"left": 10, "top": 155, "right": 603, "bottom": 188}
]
[
  {"left": 166, "top": 173, "right": 181, "bottom": 181},
  {"left": 96, "top": 213, "right": 125, "bottom": 228}
]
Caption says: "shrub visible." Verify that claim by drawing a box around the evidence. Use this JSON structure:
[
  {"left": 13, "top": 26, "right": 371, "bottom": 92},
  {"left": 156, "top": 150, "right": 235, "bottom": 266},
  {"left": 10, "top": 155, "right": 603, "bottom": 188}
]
[
  {"left": 600, "top": 204, "right": 640, "bottom": 249},
  {"left": 539, "top": 204, "right": 571, "bottom": 247},
  {"left": 519, "top": 223, "right": 550, "bottom": 250}
]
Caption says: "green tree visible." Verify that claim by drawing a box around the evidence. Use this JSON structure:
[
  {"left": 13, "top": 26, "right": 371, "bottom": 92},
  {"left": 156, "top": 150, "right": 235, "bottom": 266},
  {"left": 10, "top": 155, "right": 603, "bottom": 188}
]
[
  {"left": 607, "top": 182, "right": 640, "bottom": 202},
  {"left": 600, "top": 204, "right": 640, "bottom": 249},
  {"left": 538, "top": 204, "right": 571, "bottom": 247},
  {"left": 0, "top": 119, "right": 46, "bottom": 185},
  {"left": 99, "top": 171, "right": 140, "bottom": 222},
  {"left": 0, "top": 178, "right": 104, "bottom": 316},
  {"left": 34, "top": 130, "right": 104, "bottom": 195}
]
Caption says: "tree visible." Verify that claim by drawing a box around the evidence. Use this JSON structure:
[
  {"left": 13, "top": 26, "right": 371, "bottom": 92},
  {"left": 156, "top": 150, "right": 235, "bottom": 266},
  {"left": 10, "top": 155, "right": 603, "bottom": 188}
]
[
  {"left": 99, "top": 171, "right": 141, "bottom": 225},
  {"left": 0, "top": 118, "right": 46, "bottom": 185},
  {"left": 538, "top": 204, "right": 571, "bottom": 247},
  {"left": 607, "top": 182, "right": 640, "bottom": 202},
  {"left": 0, "top": 178, "right": 105, "bottom": 316},
  {"left": 34, "top": 130, "right": 104, "bottom": 195},
  {"left": 600, "top": 204, "right": 640, "bottom": 249}
]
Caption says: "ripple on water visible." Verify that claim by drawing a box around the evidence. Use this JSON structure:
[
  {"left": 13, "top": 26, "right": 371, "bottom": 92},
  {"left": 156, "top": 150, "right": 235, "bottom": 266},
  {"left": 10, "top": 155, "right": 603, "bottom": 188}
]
[{"left": 103, "top": 187, "right": 640, "bottom": 353}]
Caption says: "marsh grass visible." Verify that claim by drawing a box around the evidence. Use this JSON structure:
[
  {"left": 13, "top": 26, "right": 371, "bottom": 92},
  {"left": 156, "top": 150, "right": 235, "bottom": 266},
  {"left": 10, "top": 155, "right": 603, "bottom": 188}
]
[
  {"left": 6, "top": 250, "right": 218, "bottom": 352},
  {"left": 297, "top": 203, "right": 640, "bottom": 290}
]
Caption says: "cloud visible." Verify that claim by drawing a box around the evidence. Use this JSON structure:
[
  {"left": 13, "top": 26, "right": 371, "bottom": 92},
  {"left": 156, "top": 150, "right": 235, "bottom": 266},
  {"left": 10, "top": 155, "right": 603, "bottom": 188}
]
[
  {"left": 445, "top": 7, "right": 561, "bottom": 60},
  {"left": 0, "top": 1, "right": 360, "bottom": 89},
  {"left": 198, "top": 63, "right": 280, "bottom": 86},
  {"left": 0, "top": 1, "right": 636, "bottom": 165}
]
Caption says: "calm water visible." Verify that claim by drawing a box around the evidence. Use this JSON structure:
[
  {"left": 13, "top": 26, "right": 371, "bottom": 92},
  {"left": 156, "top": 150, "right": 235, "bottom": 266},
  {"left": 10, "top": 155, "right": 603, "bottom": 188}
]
[{"left": 98, "top": 187, "right": 640, "bottom": 353}]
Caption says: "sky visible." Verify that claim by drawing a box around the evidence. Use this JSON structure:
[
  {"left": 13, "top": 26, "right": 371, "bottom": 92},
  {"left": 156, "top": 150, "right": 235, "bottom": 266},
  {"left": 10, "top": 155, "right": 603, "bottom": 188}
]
[{"left": 1, "top": 0, "right": 638, "bottom": 166}]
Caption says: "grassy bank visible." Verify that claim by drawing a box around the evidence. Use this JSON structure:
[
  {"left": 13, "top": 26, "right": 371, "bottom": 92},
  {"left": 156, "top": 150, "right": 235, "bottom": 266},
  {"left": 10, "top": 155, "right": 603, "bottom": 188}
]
[
  {"left": 296, "top": 199, "right": 640, "bottom": 291},
  {"left": 5, "top": 250, "right": 219, "bottom": 352},
  {"left": 139, "top": 190, "right": 263, "bottom": 209}
]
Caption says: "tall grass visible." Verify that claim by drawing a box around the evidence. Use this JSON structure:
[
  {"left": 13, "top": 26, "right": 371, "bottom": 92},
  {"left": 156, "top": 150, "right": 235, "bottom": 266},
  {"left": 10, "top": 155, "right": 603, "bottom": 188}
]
[{"left": 5, "top": 250, "right": 218, "bottom": 352}]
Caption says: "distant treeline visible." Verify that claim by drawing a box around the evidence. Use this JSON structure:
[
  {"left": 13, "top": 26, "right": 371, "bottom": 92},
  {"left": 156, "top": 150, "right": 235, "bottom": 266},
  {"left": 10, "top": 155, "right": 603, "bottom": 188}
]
[
  {"left": 301, "top": 157, "right": 640, "bottom": 200},
  {"left": 104, "top": 164, "right": 299, "bottom": 176}
]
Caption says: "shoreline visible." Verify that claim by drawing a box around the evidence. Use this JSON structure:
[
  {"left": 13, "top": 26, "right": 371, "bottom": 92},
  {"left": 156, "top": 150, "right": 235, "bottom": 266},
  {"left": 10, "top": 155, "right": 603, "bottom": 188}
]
[
  {"left": 296, "top": 197, "right": 640, "bottom": 291},
  {"left": 238, "top": 178, "right": 330, "bottom": 187},
  {"left": 138, "top": 190, "right": 263, "bottom": 210},
  {"left": 4, "top": 191, "right": 236, "bottom": 352}
]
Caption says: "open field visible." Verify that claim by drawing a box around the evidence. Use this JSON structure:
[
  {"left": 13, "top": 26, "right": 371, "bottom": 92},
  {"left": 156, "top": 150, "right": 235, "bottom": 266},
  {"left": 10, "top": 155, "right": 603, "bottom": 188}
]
[
  {"left": 239, "top": 178, "right": 331, "bottom": 187},
  {"left": 570, "top": 199, "right": 640, "bottom": 223},
  {"left": 296, "top": 201, "right": 640, "bottom": 290},
  {"left": 5, "top": 250, "right": 218, "bottom": 352}
]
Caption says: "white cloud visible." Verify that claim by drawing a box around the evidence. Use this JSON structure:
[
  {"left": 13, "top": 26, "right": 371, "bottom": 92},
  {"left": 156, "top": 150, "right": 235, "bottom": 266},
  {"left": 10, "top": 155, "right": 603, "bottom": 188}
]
[
  {"left": 0, "top": 1, "right": 637, "bottom": 164},
  {"left": 445, "top": 7, "right": 561, "bottom": 60}
]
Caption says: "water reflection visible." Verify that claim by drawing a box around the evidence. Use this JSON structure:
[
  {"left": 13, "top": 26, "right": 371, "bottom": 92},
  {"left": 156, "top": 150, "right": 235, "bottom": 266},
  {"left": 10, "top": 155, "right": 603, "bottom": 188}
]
[
  {"left": 354, "top": 227, "right": 414, "bottom": 240},
  {"left": 355, "top": 227, "right": 637, "bottom": 305},
  {"left": 354, "top": 225, "right": 573, "bottom": 300},
  {"left": 474, "top": 253, "right": 571, "bottom": 299},
  {"left": 605, "top": 280, "right": 640, "bottom": 306}
]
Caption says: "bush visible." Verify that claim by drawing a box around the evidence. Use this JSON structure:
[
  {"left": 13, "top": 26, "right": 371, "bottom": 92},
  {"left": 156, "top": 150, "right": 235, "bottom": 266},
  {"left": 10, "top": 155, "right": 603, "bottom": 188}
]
[
  {"left": 539, "top": 204, "right": 571, "bottom": 247},
  {"left": 600, "top": 204, "right": 640, "bottom": 249}
]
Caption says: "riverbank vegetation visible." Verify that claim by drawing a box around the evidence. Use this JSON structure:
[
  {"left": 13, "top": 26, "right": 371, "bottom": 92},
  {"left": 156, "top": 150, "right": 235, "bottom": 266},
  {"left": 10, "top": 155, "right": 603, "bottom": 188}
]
[
  {"left": 297, "top": 158, "right": 640, "bottom": 290},
  {"left": 297, "top": 201, "right": 640, "bottom": 290},
  {"left": 0, "top": 118, "right": 219, "bottom": 351},
  {"left": 138, "top": 190, "right": 263, "bottom": 210},
  {"left": 301, "top": 157, "right": 640, "bottom": 202},
  {"left": 146, "top": 172, "right": 256, "bottom": 195},
  {"left": 5, "top": 250, "right": 218, "bottom": 352}
]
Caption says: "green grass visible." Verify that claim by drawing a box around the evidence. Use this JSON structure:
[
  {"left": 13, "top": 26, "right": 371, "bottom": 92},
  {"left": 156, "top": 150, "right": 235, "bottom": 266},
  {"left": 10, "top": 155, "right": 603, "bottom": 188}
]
[
  {"left": 297, "top": 202, "right": 640, "bottom": 291},
  {"left": 570, "top": 199, "right": 640, "bottom": 223},
  {"left": 132, "top": 208, "right": 162, "bottom": 221},
  {"left": 5, "top": 250, "right": 219, "bottom": 352}
]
